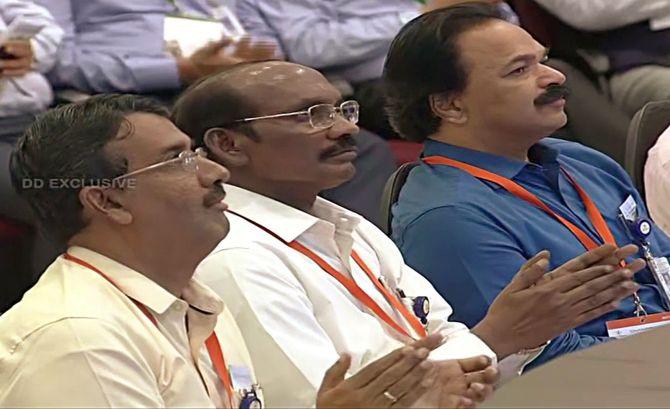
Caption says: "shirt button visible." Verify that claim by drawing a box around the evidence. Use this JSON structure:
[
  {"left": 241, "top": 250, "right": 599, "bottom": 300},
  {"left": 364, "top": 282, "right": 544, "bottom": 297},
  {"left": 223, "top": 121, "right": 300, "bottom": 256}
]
[{"left": 174, "top": 303, "right": 185, "bottom": 312}]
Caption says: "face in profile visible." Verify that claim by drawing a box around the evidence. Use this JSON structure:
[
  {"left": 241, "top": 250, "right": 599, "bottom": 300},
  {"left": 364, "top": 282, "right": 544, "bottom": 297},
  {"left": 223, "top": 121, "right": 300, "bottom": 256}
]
[
  {"left": 103, "top": 113, "right": 232, "bottom": 251},
  {"left": 454, "top": 20, "right": 568, "bottom": 139},
  {"left": 222, "top": 62, "right": 361, "bottom": 192}
]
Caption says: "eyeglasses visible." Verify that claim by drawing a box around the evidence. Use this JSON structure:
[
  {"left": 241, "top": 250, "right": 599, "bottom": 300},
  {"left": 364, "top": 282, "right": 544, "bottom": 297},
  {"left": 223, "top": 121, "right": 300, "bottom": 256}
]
[
  {"left": 234, "top": 100, "right": 360, "bottom": 130},
  {"left": 113, "top": 147, "right": 208, "bottom": 181}
]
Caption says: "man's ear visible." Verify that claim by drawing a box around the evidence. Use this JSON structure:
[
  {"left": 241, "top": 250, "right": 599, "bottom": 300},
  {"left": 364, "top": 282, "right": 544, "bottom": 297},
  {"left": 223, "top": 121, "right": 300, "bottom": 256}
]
[
  {"left": 429, "top": 93, "right": 468, "bottom": 125},
  {"left": 203, "top": 127, "right": 250, "bottom": 168},
  {"left": 79, "top": 186, "right": 133, "bottom": 226}
]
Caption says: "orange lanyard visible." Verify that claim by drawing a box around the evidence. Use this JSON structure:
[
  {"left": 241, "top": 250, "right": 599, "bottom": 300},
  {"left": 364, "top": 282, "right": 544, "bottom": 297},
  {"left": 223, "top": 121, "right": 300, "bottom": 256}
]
[
  {"left": 227, "top": 210, "right": 428, "bottom": 339},
  {"left": 423, "top": 155, "right": 651, "bottom": 315},
  {"left": 423, "top": 156, "right": 617, "bottom": 251},
  {"left": 62, "top": 253, "right": 236, "bottom": 408}
]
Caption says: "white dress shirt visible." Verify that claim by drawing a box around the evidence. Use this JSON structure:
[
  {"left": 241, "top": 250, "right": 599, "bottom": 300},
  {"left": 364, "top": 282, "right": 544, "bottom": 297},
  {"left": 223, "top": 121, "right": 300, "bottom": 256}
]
[
  {"left": 196, "top": 184, "right": 541, "bottom": 408},
  {"left": 533, "top": 0, "right": 670, "bottom": 31},
  {"left": 0, "top": 0, "right": 63, "bottom": 116},
  {"left": 0, "top": 246, "right": 261, "bottom": 408},
  {"left": 645, "top": 126, "right": 670, "bottom": 236}
]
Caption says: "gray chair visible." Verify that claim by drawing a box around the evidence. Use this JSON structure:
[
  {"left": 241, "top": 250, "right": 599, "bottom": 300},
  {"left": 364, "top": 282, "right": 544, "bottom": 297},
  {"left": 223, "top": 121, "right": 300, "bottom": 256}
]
[
  {"left": 625, "top": 100, "right": 670, "bottom": 198},
  {"left": 379, "top": 161, "right": 418, "bottom": 235}
]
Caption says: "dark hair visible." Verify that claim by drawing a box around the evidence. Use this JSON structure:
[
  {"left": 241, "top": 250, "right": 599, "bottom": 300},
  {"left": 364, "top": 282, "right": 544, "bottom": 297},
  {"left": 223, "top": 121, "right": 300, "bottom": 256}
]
[
  {"left": 383, "top": 3, "right": 502, "bottom": 142},
  {"left": 172, "top": 62, "right": 263, "bottom": 147},
  {"left": 10, "top": 94, "right": 169, "bottom": 247}
]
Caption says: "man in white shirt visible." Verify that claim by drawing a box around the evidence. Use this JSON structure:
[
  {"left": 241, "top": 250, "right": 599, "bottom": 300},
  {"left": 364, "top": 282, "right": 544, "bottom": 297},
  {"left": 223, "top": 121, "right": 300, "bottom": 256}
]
[
  {"left": 172, "top": 61, "right": 642, "bottom": 407},
  {"left": 2, "top": 94, "right": 452, "bottom": 408},
  {"left": 645, "top": 125, "right": 670, "bottom": 235}
]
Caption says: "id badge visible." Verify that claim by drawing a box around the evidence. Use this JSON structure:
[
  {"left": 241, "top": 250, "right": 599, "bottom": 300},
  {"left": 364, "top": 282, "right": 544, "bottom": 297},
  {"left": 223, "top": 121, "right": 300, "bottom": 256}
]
[
  {"left": 606, "top": 312, "right": 670, "bottom": 339},
  {"left": 229, "top": 364, "right": 254, "bottom": 392},
  {"left": 618, "top": 194, "right": 637, "bottom": 222}
]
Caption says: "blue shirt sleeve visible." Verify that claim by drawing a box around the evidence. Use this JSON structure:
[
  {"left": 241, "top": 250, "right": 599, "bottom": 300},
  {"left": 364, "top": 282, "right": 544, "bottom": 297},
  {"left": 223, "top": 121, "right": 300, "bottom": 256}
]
[
  {"left": 236, "top": 0, "right": 419, "bottom": 69},
  {"left": 36, "top": 0, "right": 181, "bottom": 93},
  {"left": 398, "top": 204, "right": 609, "bottom": 367}
]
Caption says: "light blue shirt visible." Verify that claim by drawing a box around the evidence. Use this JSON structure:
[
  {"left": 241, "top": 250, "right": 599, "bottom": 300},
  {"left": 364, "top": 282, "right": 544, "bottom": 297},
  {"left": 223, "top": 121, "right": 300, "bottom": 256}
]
[
  {"left": 0, "top": 0, "right": 63, "bottom": 116},
  {"left": 236, "top": 0, "right": 519, "bottom": 83},
  {"left": 35, "top": 0, "right": 229, "bottom": 93}
]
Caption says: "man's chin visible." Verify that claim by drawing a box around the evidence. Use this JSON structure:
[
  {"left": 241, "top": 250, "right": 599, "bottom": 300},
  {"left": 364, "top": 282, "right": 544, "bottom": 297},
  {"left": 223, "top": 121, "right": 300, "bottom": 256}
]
[{"left": 321, "top": 165, "right": 356, "bottom": 190}]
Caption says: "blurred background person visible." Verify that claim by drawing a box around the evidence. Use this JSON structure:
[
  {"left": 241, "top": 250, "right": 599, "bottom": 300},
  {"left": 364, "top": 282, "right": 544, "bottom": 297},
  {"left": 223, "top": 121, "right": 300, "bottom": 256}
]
[
  {"left": 35, "top": 0, "right": 274, "bottom": 98},
  {"left": 645, "top": 125, "right": 670, "bottom": 236},
  {"left": 0, "top": 0, "right": 63, "bottom": 313},
  {"left": 530, "top": 0, "right": 670, "bottom": 117}
]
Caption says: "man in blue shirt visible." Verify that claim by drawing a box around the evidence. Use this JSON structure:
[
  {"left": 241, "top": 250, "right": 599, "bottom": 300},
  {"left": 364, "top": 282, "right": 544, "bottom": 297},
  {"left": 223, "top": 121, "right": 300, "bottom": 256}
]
[
  {"left": 36, "top": 0, "right": 274, "bottom": 94},
  {"left": 385, "top": 4, "right": 670, "bottom": 368}
]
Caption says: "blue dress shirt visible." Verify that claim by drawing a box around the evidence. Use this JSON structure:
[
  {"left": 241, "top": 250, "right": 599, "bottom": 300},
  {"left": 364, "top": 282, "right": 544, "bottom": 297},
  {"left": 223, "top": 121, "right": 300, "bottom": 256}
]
[
  {"left": 236, "top": 0, "right": 518, "bottom": 84},
  {"left": 392, "top": 138, "right": 670, "bottom": 368},
  {"left": 35, "top": 0, "right": 223, "bottom": 93}
]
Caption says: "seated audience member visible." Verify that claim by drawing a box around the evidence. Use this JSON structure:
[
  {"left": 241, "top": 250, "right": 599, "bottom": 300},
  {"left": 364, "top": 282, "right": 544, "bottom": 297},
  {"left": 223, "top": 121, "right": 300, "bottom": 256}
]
[
  {"left": 34, "top": 0, "right": 274, "bottom": 95},
  {"left": 0, "top": 0, "right": 62, "bottom": 119},
  {"left": 37, "top": 0, "right": 395, "bottom": 237},
  {"left": 235, "top": 0, "right": 517, "bottom": 138},
  {"left": 171, "top": 60, "right": 642, "bottom": 407},
  {"left": 386, "top": 4, "right": 670, "bottom": 369},
  {"left": 1, "top": 94, "right": 448, "bottom": 409},
  {"left": 645, "top": 125, "right": 670, "bottom": 235},
  {"left": 531, "top": 0, "right": 670, "bottom": 116},
  {"left": 0, "top": 0, "right": 64, "bottom": 311}
]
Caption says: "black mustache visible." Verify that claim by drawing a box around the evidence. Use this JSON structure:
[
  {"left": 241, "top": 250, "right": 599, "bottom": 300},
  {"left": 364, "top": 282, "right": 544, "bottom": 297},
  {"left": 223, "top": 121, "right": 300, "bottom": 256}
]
[
  {"left": 319, "top": 136, "right": 357, "bottom": 160},
  {"left": 534, "top": 85, "right": 571, "bottom": 106},
  {"left": 203, "top": 182, "right": 226, "bottom": 207}
]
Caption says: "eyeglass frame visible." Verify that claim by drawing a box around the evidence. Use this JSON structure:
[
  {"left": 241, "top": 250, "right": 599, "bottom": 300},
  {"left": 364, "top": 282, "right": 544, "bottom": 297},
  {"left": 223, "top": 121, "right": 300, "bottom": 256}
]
[
  {"left": 232, "top": 100, "right": 360, "bottom": 130},
  {"left": 112, "top": 147, "right": 208, "bottom": 182}
]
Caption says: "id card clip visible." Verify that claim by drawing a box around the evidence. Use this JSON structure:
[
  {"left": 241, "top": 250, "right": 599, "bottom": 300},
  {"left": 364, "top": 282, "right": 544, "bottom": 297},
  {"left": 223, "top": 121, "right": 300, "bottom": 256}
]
[
  {"left": 396, "top": 287, "right": 430, "bottom": 325},
  {"left": 618, "top": 195, "right": 670, "bottom": 310}
]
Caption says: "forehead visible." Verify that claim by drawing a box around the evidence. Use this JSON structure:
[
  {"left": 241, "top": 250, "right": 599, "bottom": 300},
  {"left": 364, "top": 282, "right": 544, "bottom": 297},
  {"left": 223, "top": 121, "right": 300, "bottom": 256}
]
[
  {"left": 108, "top": 113, "right": 191, "bottom": 164},
  {"left": 458, "top": 20, "right": 545, "bottom": 72},
  {"left": 231, "top": 62, "right": 341, "bottom": 111}
]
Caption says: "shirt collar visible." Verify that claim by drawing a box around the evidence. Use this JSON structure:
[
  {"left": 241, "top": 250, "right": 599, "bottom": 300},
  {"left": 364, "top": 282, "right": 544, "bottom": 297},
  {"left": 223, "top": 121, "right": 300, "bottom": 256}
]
[
  {"left": 224, "top": 184, "right": 361, "bottom": 243},
  {"left": 66, "top": 246, "right": 223, "bottom": 316},
  {"left": 423, "top": 138, "right": 561, "bottom": 179}
]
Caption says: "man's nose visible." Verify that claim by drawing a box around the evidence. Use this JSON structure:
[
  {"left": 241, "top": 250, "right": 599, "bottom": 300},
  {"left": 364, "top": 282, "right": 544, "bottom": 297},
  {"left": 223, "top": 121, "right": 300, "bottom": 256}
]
[
  {"left": 326, "top": 114, "right": 359, "bottom": 140},
  {"left": 197, "top": 156, "right": 230, "bottom": 188}
]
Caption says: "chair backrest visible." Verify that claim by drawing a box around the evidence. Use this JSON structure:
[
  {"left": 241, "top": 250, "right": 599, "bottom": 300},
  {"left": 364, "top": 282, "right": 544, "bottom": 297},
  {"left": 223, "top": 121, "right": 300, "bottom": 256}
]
[
  {"left": 625, "top": 100, "right": 670, "bottom": 197},
  {"left": 379, "top": 162, "right": 419, "bottom": 235}
]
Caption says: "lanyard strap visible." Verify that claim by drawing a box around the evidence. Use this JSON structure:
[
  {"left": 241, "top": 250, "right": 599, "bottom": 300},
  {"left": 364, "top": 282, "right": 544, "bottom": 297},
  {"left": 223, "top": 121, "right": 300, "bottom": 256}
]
[
  {"left": 423, "top": 156, "right": 615, "bottom": 250},
  {"left": 424, "top": 155, "right": 648, "bottom": 315},
  {"left": 62, "top": 253, "right": 236, "bottom": 407},
  {"left": 227, "top": 210, "right": 427, "bottom": 339}
]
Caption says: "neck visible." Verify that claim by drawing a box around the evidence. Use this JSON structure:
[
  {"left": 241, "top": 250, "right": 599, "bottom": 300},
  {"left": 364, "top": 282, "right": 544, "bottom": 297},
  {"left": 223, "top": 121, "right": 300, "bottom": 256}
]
[
  {"left": 70, "top": 232, "right": 200, "bottom": 297},
  {"left": 232, "top": 177, "right": 319, "bottom": 213},
  {"left": 431, "top": 125, "right": 536, "bottom": 162}
]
